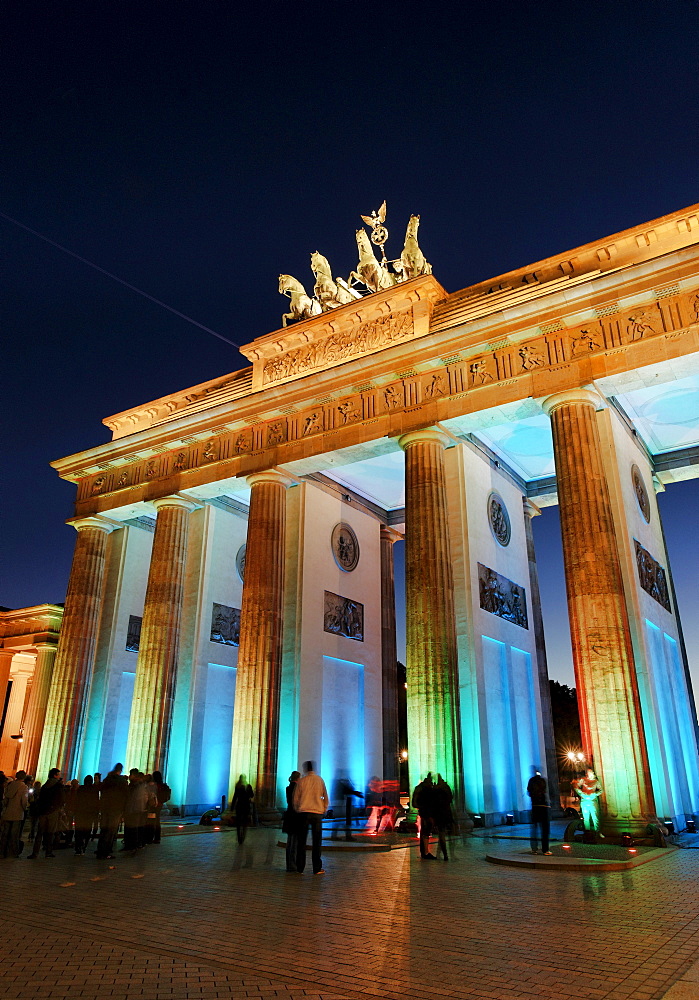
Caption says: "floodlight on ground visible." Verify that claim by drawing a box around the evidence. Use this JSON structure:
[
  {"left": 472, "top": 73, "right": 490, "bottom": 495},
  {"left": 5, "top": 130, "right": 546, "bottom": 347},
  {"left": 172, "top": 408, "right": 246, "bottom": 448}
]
[
  {"left": 687, "top": 819, "right": 696, "bottom": 833},
  {"left": 506, "top": 813, "right": 514, "bottom": 825}
]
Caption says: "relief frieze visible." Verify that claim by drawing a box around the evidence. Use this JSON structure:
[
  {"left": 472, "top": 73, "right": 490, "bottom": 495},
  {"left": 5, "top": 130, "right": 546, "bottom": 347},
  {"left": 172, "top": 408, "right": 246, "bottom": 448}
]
[
  {"left": 324, "top": 591, "right": 364, "bottom": 641},
  {"left": 262, "top": 312, "right": 413, "bottom": 385},
  {"left": 83, "top": 286, "right": 697, "bottom": 502}
]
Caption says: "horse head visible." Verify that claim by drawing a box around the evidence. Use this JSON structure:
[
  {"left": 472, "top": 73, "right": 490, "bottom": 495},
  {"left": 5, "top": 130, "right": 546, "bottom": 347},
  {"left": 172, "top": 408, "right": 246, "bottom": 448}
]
[
  {"left": 310, "top": 251, "right": 332, "bottom": 278},
  {"left": 355, "top": 228, "right": 376, "bottom": 261},
  {"left": 279, "top": 273, "right": 305, "bottom": 296}
]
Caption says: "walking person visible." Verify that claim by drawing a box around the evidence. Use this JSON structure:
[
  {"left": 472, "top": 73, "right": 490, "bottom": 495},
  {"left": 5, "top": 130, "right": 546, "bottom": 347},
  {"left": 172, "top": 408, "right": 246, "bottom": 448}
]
[
  {"left": 0, "top": 770, "right": 29, "bottom": 858},
  {"left": 283, "top": 770, "right": 300, "bottom": 871},
  {"left": 231, "top": 775, "right": 254, "bottom": 845},
  {"left": 527, "top": 769, "right": 552, "bottom": 855},
  {"left": 293, "top": 760, "right": 328, "bottom": 875},
  {"left": 28, "top": 768, "right": 65, "bottom": 859}
]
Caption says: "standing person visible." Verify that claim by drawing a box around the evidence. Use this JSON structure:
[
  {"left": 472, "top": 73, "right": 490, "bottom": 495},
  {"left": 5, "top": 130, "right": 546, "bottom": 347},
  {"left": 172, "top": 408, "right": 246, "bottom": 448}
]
[
  {"left": 231, "top": 775, "right": 254, "bottom": 845},
  {"left": 293, "top": 760, "right": 329, "bottom": 875},
  {"left": 148, "top": 771, "right": 171, "bottom": 845},
  {"left": 27, "top": 768, "right": 65, "bottom": 859},
  {"left": 64, "top": 778, "right": 80, "bottom": 846},
  {"left": 122, "top": 770, "right": 148, "bottom": 851},
  {"left": 27, "top": 780, "right": 42, "bottom": 842},
  {"left": 433, "top": 774, "right": 454, "bottom": 861},
  {"left": 74, "top": 776, "right": 100, "bottom": 855},
  {"left": 0, "top": 770, "right": 29, "bottom": 858},
  {"left": 578, "top": 768, "right": 603, "bottom": 832},
  {"left": 412, "top": 772, "right": 436, "bottom": 860},
  {"left": 527, "top": 769, "right": 552, "bottom": 855},
  {"left": 96, "top": 764, "right": 128, "bottom": 859},
  {"left": 283, "top": 771, "right": 300, "bottom": 872}
]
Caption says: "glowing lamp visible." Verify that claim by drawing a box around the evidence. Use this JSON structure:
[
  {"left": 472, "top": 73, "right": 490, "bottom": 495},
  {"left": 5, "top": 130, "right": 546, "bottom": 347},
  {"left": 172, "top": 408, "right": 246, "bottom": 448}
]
[
  {"left": 562, "top": 844, "right": 571, "bottom": 850},
  {"left": 687, "top": 819, "right": 696, "bottom": 833},
  {"left": 178, "top": 824, "right": 184, "bottom": 829},
  {"left": 400, "top": 750, "right": 408, "bottom": 760},
  {"left": 664, "top": 819, "right": 675, "bottom": 835},
  {"left": 505, "top": 813, "right": 514, "bottom": 826},
  {"left": 214, "top": 826, "right": 220, "bottom": 831},
  {"left": 628, "top": 848, "right": 638, "bottom": 854}
]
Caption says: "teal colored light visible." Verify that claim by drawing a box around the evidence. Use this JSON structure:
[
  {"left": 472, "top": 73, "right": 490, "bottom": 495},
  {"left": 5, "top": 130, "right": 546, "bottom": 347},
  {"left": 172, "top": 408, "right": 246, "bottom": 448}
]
[
  {"left": 197, "top": 663, "right": 236, "bottom": 805},
  {"left": 482, "top": 636, "right": 516, "bottom": 812},
  {"left": 320, "top": 656, "right": 365, "bottom": 804},
  {"left": 99, "top": 670, "right": 135, "bottom": 774}
]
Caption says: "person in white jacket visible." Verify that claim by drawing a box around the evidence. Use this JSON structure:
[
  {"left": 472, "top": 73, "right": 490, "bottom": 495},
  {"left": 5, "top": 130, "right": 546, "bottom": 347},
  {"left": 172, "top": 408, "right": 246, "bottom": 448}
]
[
  {"left": 0, "top": 770, "right": 29, "bottom": 858},
  {"left": 293, "top": 761, "right": 328, "bottom": 874}
]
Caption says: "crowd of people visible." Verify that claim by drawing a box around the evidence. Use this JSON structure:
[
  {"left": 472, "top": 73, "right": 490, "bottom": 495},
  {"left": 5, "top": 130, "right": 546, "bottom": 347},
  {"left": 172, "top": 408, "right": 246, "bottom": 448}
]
[{"left": 0, "top": 764, "right": 171, "bottom": 860}]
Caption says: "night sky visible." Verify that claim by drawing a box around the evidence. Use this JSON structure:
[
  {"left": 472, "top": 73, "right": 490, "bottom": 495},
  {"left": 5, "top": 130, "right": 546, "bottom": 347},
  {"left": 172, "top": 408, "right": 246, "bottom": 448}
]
[{"left": 2, "top": 3, "right": 698, "bottom": 689}]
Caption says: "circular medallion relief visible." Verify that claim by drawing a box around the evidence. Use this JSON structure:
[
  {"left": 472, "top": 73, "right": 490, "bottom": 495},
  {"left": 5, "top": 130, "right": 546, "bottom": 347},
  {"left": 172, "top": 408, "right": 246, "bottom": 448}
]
[
  {"left": 331, "top": 522, "right": 360, "bottom": 572},
  {"left": 236, "top": 544, "right": 247, "bottom": 582},
  {"left": 632, "top": 465, "right": 651, "bottom": 523},
  {"left": 488, "top": 492, "right": 511, "bottom": 547}
]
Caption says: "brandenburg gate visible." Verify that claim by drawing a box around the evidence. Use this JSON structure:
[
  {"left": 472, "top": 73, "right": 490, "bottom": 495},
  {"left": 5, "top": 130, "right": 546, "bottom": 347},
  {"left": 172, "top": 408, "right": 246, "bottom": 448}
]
[{"left": 19, "top": 204, "right": 699, "bottom": 834}]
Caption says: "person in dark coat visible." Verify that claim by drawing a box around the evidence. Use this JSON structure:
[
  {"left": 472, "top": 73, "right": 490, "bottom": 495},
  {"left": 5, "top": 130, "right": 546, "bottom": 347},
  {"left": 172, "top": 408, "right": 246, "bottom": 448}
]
[
  {"left": 412, "top": 772, "right": 435, "bottom": 859},
  {"left": 96, "top": 764, "right": 128, "bottom": 859},
  {"left": 27, "top": 769, "right": 65, "bottom": 858},
  {"left": 0, "top": 770, "right": 29, "bottom": 858},
  {"left": 147, "top": 770, "right": 171, "bottom": 845},
  {"left": 74, "top": 775, "right": 100, "bottom": 855},
  {"left": 527, "top": 769, "right": 552, "bottom": 855},
  {"left": 231, "top": 775, "right": 254, "bottom": 844},
  {"left": 432, "top": 774, "right": 454, "bottom": 861},
  {"left": 283, "top": 771, "right": 300, "bottom": 871}
]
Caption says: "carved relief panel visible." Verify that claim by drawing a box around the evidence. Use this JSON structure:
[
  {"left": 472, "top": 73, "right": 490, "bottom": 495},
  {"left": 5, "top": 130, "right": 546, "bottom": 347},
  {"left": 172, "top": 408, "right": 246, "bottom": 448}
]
[
  {"left": 478, "top": 564, "right": 528, "bottom": 629},
  {"left": 324, "top": 591, "right": 364, "bottom": 641},
  {"left": 634, "top": 541, "right": 671, "bottom": 612},
  {"left": 210, "top": 602, "right": 241, "bottom": 646}
]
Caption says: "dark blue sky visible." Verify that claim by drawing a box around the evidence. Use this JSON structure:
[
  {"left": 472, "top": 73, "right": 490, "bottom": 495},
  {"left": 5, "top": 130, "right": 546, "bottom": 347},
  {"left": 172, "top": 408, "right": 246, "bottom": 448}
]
[{"left": 2, "top": 2, "right": 698, "bottom": 686}]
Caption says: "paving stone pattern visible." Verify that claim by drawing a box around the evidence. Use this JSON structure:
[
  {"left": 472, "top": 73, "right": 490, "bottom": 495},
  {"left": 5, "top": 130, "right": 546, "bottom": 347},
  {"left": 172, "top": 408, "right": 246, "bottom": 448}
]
[{"left": 1, "top": 829, "right": 699, "bottom": 1000}]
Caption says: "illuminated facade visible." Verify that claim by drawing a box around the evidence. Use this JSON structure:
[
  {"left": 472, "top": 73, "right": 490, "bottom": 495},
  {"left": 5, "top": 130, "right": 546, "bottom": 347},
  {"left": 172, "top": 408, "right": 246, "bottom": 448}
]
[{"left": 14, "top": 204, "right": 699, "bottom": 832}]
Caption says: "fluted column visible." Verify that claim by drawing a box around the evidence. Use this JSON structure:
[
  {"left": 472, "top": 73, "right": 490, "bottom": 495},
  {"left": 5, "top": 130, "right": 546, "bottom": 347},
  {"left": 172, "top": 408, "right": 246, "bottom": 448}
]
[
  {"left": 399, "top": 428, "right": 463, "bottom": 807},
  {"left": 522, "top": 499, "right": 559, "bottom": 806},
  {"left": 380, "top": 526, "right": 401, "bottom": 796},
  {"left": 125, "top": 496, "right": 197, "bottom": 774},
  {"left": 229, "top": 470, "right": 292, "bottom": 811},
  {"left": 542, "top": 389, "right": 655, "bottom": 834},
  {"left": 0, "top": 665, "right": 31, "bottom": 772},
  {"left": 19, "top": 642, "right": 58, "bottom": 776},
  {"left": 0, "top": 649, "right": 13, "bottom": 721},
  {"left": 37, "top": 517, "right": 114, "bottom": 780}
]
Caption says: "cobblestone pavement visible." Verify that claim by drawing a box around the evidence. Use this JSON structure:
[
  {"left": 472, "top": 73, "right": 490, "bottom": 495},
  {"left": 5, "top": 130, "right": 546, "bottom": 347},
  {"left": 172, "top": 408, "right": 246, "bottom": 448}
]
[{"left": 2, "top": 829, "right": 699, "bottom": 1000}]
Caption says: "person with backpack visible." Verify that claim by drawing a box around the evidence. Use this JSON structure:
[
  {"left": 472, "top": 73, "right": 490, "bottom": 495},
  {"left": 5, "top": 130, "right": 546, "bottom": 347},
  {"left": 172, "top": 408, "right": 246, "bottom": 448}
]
[{"left": 149, "top": 770, "right": 171, "bottom": 845}]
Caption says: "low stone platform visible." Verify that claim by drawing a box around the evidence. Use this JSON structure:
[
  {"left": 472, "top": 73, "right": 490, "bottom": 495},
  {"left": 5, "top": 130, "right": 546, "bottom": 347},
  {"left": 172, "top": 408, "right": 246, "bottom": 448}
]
[{"left": 486, "top": 840, "right": 673, "bottom": 871}]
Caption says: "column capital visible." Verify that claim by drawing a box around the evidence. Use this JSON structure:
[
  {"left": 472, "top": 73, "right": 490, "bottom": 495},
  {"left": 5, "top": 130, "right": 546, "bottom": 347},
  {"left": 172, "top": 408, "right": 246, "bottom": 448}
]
[
  {"left": 246, "top": 469, "right": 295, "bottom": 490},
  {"left": 398, "top": 426, "right": 451, "bottom": 452},
  {"left": 69, "top": 516, "right": 116, "bottom": 534},
  {"left": 32, "top": 641, "right": 58, "bottom": 652},
  {"left": 152, "top": 494, "right": 199, "bottom": 513},
  {"left": 380, "top": 525, "right": 403, "bottom": 544},
  {"left": 541, "top": 387, "right": 605, "bottom": 416},
  {"left": 522, "top": 498, "right": 541, "bottom": 519}
]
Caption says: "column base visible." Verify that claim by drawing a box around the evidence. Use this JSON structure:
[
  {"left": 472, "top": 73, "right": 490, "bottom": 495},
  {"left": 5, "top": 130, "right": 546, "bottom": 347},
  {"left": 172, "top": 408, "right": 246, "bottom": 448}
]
[{"left": 600, "top": 816, "right": 653, "bottom": 839}]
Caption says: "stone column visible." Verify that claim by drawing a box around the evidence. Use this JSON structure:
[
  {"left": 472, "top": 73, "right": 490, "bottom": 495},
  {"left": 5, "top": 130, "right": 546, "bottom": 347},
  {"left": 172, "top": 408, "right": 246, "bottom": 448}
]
[
  {"left": 125, "top": 496, "right": 197, "bottom": 774},
  {"left": 36, "top": 517, "right": 114, "bottom": 779},
  {"left": 380, "top": 526, "right": 401, "bottom": 796},
  {"left": 399, "top": 428, "right": 463, "bottom": 806},
  {"left": 522, "top": 499, "right": 560, "bottom": 807},
  {"left": 0, "top": 649, "right": 13, "bottom": 724},
  {"left": 229, "top": 470, "right": 292, "bottom": 811},
  {"left": 19, "top": 642, "right": 58, "bottom": 776},
  {"left": 542, "top": 389, "right": 655, "bottom": 835},
  {"left": 0, "top": 665, "right": 32, "bottom": 772}
]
